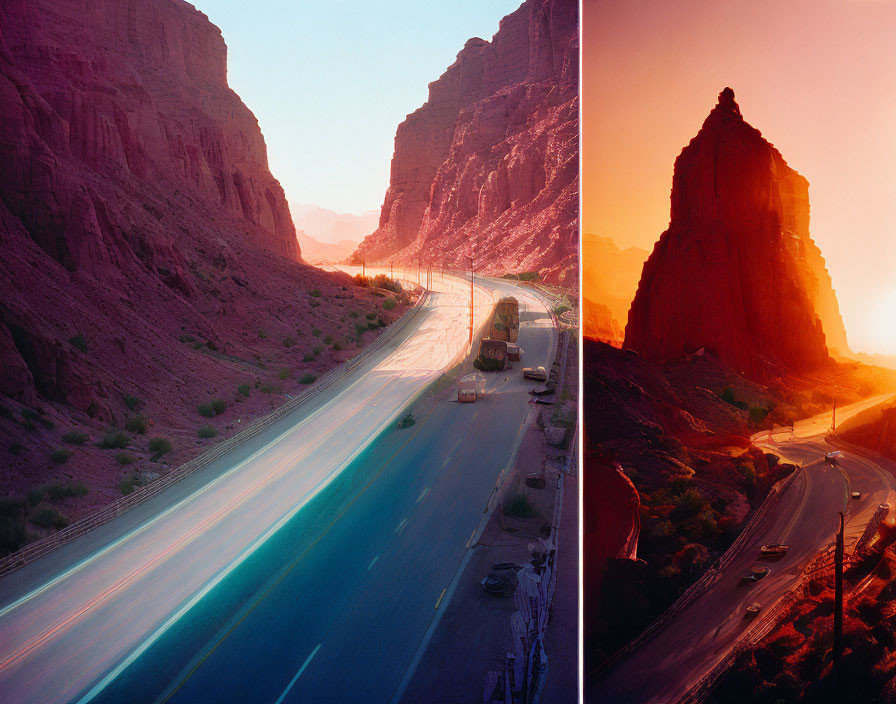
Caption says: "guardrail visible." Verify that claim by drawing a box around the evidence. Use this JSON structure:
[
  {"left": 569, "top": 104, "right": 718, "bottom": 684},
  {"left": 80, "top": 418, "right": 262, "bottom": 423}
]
[{"left": 0, "top": 290, "right": 432, "bottom": 579}]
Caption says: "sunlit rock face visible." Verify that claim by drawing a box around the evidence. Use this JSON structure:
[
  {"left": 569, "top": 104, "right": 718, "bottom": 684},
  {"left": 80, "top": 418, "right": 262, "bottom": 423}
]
[
  {"left": 0, "top": 0, "right": 350, "bottom": 424},
  {"left": 351, "top": 0, "right": 578, "bottom": 286},
  {"left": 625, "top": 88, "right": 847, "bottom": 381}
]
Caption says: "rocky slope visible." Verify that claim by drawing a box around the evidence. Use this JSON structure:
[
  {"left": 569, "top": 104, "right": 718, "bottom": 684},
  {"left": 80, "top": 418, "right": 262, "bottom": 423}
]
[
  {"left": 350, "top": 0, "right": 578, "bottom": 286},
  {"left": 625, "top": 88, "right": 847, "bottom": 381},
  {"left": 0, "top": 0, "right": 403, "bottom": 545}
]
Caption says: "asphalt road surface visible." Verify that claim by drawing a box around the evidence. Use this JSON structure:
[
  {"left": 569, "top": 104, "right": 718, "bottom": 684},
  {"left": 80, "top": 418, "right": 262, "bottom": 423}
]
[
  {"left": 0, "top": 271, "right": 557, "bottom": 704},
  {"left": 594, "top": 394, "right": 896, "bottom": 703}
]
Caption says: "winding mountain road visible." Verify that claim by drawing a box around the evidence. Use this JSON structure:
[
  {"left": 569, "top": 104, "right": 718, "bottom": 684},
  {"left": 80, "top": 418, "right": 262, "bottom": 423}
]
[
  {"left": 0, "top": 271, "right": 557, "bottom": 704},
  {"left": 594, "top": 394, "right": 896, "bottom": 703}
]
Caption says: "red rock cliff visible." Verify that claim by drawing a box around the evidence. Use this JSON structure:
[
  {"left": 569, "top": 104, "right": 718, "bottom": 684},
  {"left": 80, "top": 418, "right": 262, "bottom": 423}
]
[
  {"left": 624, "top": 88, "right": 845, "bottom": 380},
  {"left": 351, "top": 0, "right": 578, "bottom": 286}
]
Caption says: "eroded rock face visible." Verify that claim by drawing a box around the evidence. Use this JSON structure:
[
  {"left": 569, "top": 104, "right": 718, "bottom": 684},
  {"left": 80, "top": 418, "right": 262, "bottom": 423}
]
[
  {"left": 350, "top": 0, "right": 578, "bottom": 286},
  {"left": 625, "top": 88, "right": 846, "bottom": 380}
]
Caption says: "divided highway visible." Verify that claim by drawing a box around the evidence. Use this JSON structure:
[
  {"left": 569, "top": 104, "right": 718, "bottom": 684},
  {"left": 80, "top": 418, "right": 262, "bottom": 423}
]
[
  {"left": 0, "top": 271, "right": 557, "bottom": 704},
  {"left": 595, "top": 394, "right": 896, "bottom": 703}
]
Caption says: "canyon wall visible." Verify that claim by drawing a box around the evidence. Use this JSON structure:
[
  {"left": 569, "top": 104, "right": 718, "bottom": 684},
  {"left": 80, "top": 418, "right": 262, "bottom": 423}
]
[
  {"left": 351, "top": 0, "right": 578, "bottom": 286},
  {"left": 625, "top": 88, "right": 846, "bottom": 380}
]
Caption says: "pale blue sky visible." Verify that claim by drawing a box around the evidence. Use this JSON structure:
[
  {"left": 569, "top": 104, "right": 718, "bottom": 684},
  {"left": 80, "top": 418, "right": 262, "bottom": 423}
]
[{"left": 193, "top": 0, "right": 521, "bottom": 215}]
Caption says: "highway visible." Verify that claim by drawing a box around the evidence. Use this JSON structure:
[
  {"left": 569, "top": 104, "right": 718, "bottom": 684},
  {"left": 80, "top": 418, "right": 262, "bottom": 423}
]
[
  {"left": 0, "top": 270, "right": 557, "bottom": 704},
  {"left": 594, "top": 394, "right": 896, "bottom": 703}
]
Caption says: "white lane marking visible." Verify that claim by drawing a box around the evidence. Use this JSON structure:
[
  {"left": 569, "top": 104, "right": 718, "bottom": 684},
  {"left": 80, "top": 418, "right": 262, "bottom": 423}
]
[
  {"left": 441, "top": 456, "right": 452, "bottom": 468},
  {"left": 273, "top": 644, "right": 321, "bottom": 704},
  {"left": 367, "top": 555, "right": 379, "bottom": 571},
  {"left": 435, "top": 588, "right": 447, "bottom": 610},
  {"left": 395, "top": 518, "right": 409, "bottom": 535},
  {"left": 415, "top": 487, "right": 430, "bottom": 503}
]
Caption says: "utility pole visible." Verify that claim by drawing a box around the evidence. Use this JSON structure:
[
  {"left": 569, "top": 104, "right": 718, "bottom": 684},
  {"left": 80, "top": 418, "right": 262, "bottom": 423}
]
[
  {"left": 469, "top": 254, "right": 474, "bottom": 349},
  {"left": 362, "top": 261, "right": 365, "bottom": 277},
  {"left": 834, "top": 510, "right": 844, "bottom": 693},
  {"left": 832, "top": 397, "right": 837, "bottom": 431}
]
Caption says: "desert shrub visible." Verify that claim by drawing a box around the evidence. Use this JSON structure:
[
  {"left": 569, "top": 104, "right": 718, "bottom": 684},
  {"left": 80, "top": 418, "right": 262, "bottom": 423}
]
[
  {"left": 116, "top": 452, "right": 137, "bottom": 465},
  {"left": 372, "top": 274, "right": 402, "bottom": 293},
  {"left": 278, "top": 367, "right": 292, "bottom": 380},
  {"left": 50, "top": 448, "right": 71, "bottom": 464},
  {"left": 283, "top": 336, "right": 296, "bottom": 348},
  {"left": 474, "top": 357, "right": 504, "bottom": 372},
  {"left": 382, "top": 298, "right": 397, "bottom": 311},
  {"left": 69, "top": 334, "right": 87, "bottom": 352},
  {"left": 324, "top": 335, "right": 334, "bottom": 345},
  {"left": 517, "top": 271, "right": 540, "bottom": 282},
  {"left": 749, "top": 405, "right": 771, "bottom": 426},
  {"left": 502, "top": 273, "right": 519, "bottom": 280},
  {"left": 355, "top": 323, "right": 368, "bottom": 337},
  {"left": 504, "top": 493, "right": 538, "bottom": 518},
  {"left": 125, "top": 415, "right": 148, "bottom": 434},
  {"left": 299, "top": 373, "right": 317, "bottom": 385},
  {"left": 258, "top": 328, "right": 267, "bottom": 339},
  {"left": 353, "top": 274, "right": 370, "bottom": 287},
  {"left": 148, "top": 437, "right": 172, "bottom": 458},
  {"left": 44, "top": 481, "right": 88, "bottom": 500},
  {"left": 349, "top": 310, "right": 360, "bottom": 318},
  {"left": 397, "top": 412, "right": 415, "bottom": 430},
  {"left": 332, "top": 342, "right": 343, "bottom": 351},
  {"left": 205, "top": 340, "right": 218, "bottom": 351},
  {"left": 178, "top": 334, "right": 196, "bottom": 343},
  {"left": 366, "top": 312, "right": 377, "bottom": 321},
  {"left": 303, "top": 353, "right": 315, "bottom": 363},
  {"left": 98, "top": 430, "right": 131, "bottom": 449},
  {"left": 237, "top": 383, "right": 251, "bottom": 397},
  {"left": 719, "top": 386, "right": 748, "bottom": 410},
  {"left": 310, "top": 289, "right": 322, "bottom": 297},
  {"left": 120, "top": 474, "right": 137, "bottom": 495},
  {"left": 198, "top": 403, "right": 215, "bottom": 418},
  {"left": 260, "top": 383, "right": 274, "bottom": 394},
  {"left": 211, "top": 398, "right": 226, "bottom": 415},
  {"left": 197, "top": 425, "right": 218, "bottom": 439},
  {"left": 312, "top": 328, "right": 321, "bottom": 337},
  {"left": 671, "top": 488, "right": 706, "bottom": 521},
  {"left": 29, "top": 505, "right": 69, "bottom": 530},
  {"left": 20, "top": 408, "right": 38, "bottom": 421},
  {"left": 63, "top": 430, "right": 89, "bottom": 445},
  {"left": 124, "top": 395, "right": 142, "bottom": 411},
  {"left": 313, "top": 345, "right": 323, "bottom": 356}
]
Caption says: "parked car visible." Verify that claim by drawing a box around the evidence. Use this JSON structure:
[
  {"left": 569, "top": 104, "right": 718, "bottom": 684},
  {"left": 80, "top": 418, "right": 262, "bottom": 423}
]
[
  {"left": 851, "top": 491, "right": 862, "bottom": 499},
  {"left": 745, "top": 602, "right": 762, "bottom": 617},
  {"left": 523, "top": 365, "right": 547, "bottom": 381}
]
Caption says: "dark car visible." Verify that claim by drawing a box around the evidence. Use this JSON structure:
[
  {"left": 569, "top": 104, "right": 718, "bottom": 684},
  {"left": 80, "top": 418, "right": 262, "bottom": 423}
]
[{"left": 741, "top": 565, "right": 770, "bottom": 583}]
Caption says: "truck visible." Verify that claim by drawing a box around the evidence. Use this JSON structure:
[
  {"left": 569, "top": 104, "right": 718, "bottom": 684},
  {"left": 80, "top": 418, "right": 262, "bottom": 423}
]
[
  {"left": 523, "top": 365, "right": 547, "bottom": 381},
  {"left": 488, "top": 297, "right": 520, "bottom": 343},
  {"left": 474, "top": 339, "right": 508, "bottom": 372},
  {"left": 506, "top": 343, "right": 521, "bottom": 362}
]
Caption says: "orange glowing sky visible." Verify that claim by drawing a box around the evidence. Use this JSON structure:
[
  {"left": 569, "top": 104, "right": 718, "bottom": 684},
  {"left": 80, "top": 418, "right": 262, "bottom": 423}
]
[{"left": 583, "top": 0, "right": 896, "bottom": 355}]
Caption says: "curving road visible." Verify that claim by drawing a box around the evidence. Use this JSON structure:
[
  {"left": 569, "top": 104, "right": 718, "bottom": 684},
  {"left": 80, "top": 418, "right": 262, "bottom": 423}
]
[
  {"left": 0, "top": 271, "right": 557, "bottom": 704},
  {"left": 594, "top": 394, "right": 896, "bottom": 703}
]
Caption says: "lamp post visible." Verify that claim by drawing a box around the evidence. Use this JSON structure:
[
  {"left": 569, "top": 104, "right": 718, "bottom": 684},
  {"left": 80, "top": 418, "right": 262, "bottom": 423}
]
[{"left": 469, "top": 254, "right": 474, "bottom": 350}]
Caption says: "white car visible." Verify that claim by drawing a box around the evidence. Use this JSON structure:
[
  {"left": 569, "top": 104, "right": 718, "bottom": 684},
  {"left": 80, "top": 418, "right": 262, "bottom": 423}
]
[{"left": 851, "top": 491, "right": 861, "bottom": 499}]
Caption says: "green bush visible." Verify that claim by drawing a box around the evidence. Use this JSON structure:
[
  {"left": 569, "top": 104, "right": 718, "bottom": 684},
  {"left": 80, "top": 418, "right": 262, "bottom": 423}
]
[
  {"left": 299, "top": 373, "right": 317, "bottom": 385},
  {"left": 504, "top": 493, "right": 538, "bottom": 518},
  {"left": 124, "top": 395, "right": 142, "bottom": 411},
  {"left": 332, "top": 342, "right": 343, "bottom": 351},
  {"left": 198, "top": 425, "right": 218, "bottom": 439},
  {"left": 42, "top": 481, "right": 88, "bottom": 501},
  {"left": 237, "top": 383, "right": 251, "bottom": 397},
  {"left": 125, "top": 415, "right": 148, "bottom": 434},
  {"left": 120, "top": 474, "right": 137, "bottom": 495},
  {"left": 148, "top": 437, "right": 172, "bottom": 458},
  {"left": 312, "top": 328, "right": 321, "bottom": 337},
  {"left": 349, "top": 310, "right": 360, "bottom": 319},
  {"left": 283, "top": 336, "right": 296, "bottom": 348},
  {"left": 198, "top": 403, "right": 215, "bottom": 418},
  {"left": 749, "top": 405, "right": 771, "bottom": 427},
  {"left": 313, "top": 345, "right": 323, "bottom": 356},
  {"left": 473, "top": 357, "right": 504, "bottom": 372},
  {"left": 21, "top": 408, "right": 39, "bottom": 421},
  {"left": 382, "top": 298, "right": 397, "bottom": 311},
  {"left": 355, "top": 323, "right": 368, "bottom": 337},
  {"left": 310, "top": 289, "right": 322, "bottom": 298},
  {"left": 178, "top": 334, "right": 196, "bottom": 344},
  {"left": 517, "top": 271, "right": 540, "bottom": 282},
  {"left": 303, "top": 353, "right": 315, "bottom": 363},
  {"left": 116, "top": 452, "right": 137, "bottom": 465},
  {"left": 397, "top": 412, "right": 415, "bottom": 430},
  {"left": 719, "top": 387, "right": 749, "bottom": 411},
  {"left": 366, "top": 312, "right": 378, "bottom": 321},
  {"left": 69, "top": 334, "right": 87, "bottom": 352},
  {"left": 50, "top": 448, "right": 71, "bottom": 464},
  {"left": 278, "top": 367, "right": 292, "bottom": 380},
  {"left": 324, "top": 335, "right": 334, "bottom": 345},
  {"left": 211, "top": 398, "right": 226, "bottom": 415},
  {"left": 62, "top": 430, "right": 89, "bottom": 445},
  {"left": 372, "top": 274, "right": 402, "bottom": 293},
  {"left": 258, "top": 328, "right": 267, "bottom": 339},
  {"left": 30, "top": 505, "right": 69, "bottom": 530},
  {"left": 98, "top": 430, "right": 131, "bottom": 449},
  {"left": 260, "top": 383, "right": 274, "bottom": 394}
]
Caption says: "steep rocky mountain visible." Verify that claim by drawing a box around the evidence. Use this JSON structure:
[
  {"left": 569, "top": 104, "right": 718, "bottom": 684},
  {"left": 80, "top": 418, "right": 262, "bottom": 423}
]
[
  {"left": 350, "top": 0, "right": 578, "bottom": 286},
  {"left": 292, "top": 205, "right": 378, "bottom": 246},
  {"left": 582, "top": 233, "right": 647, "bottom": 340},
  {"left": 0, "top": 0, "right": 401, "bottom": 536},
  {"left": 624, "top": 88, "right": 847, "bottom": 381},
  {"left": 296, "top": 230, "right": 359, "bottom": 265}
]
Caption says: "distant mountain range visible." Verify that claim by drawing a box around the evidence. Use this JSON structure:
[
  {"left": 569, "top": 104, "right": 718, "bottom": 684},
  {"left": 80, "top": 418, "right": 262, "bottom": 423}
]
[{"left": 291, "top": 204, "right": 379, "bottom": 246}]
